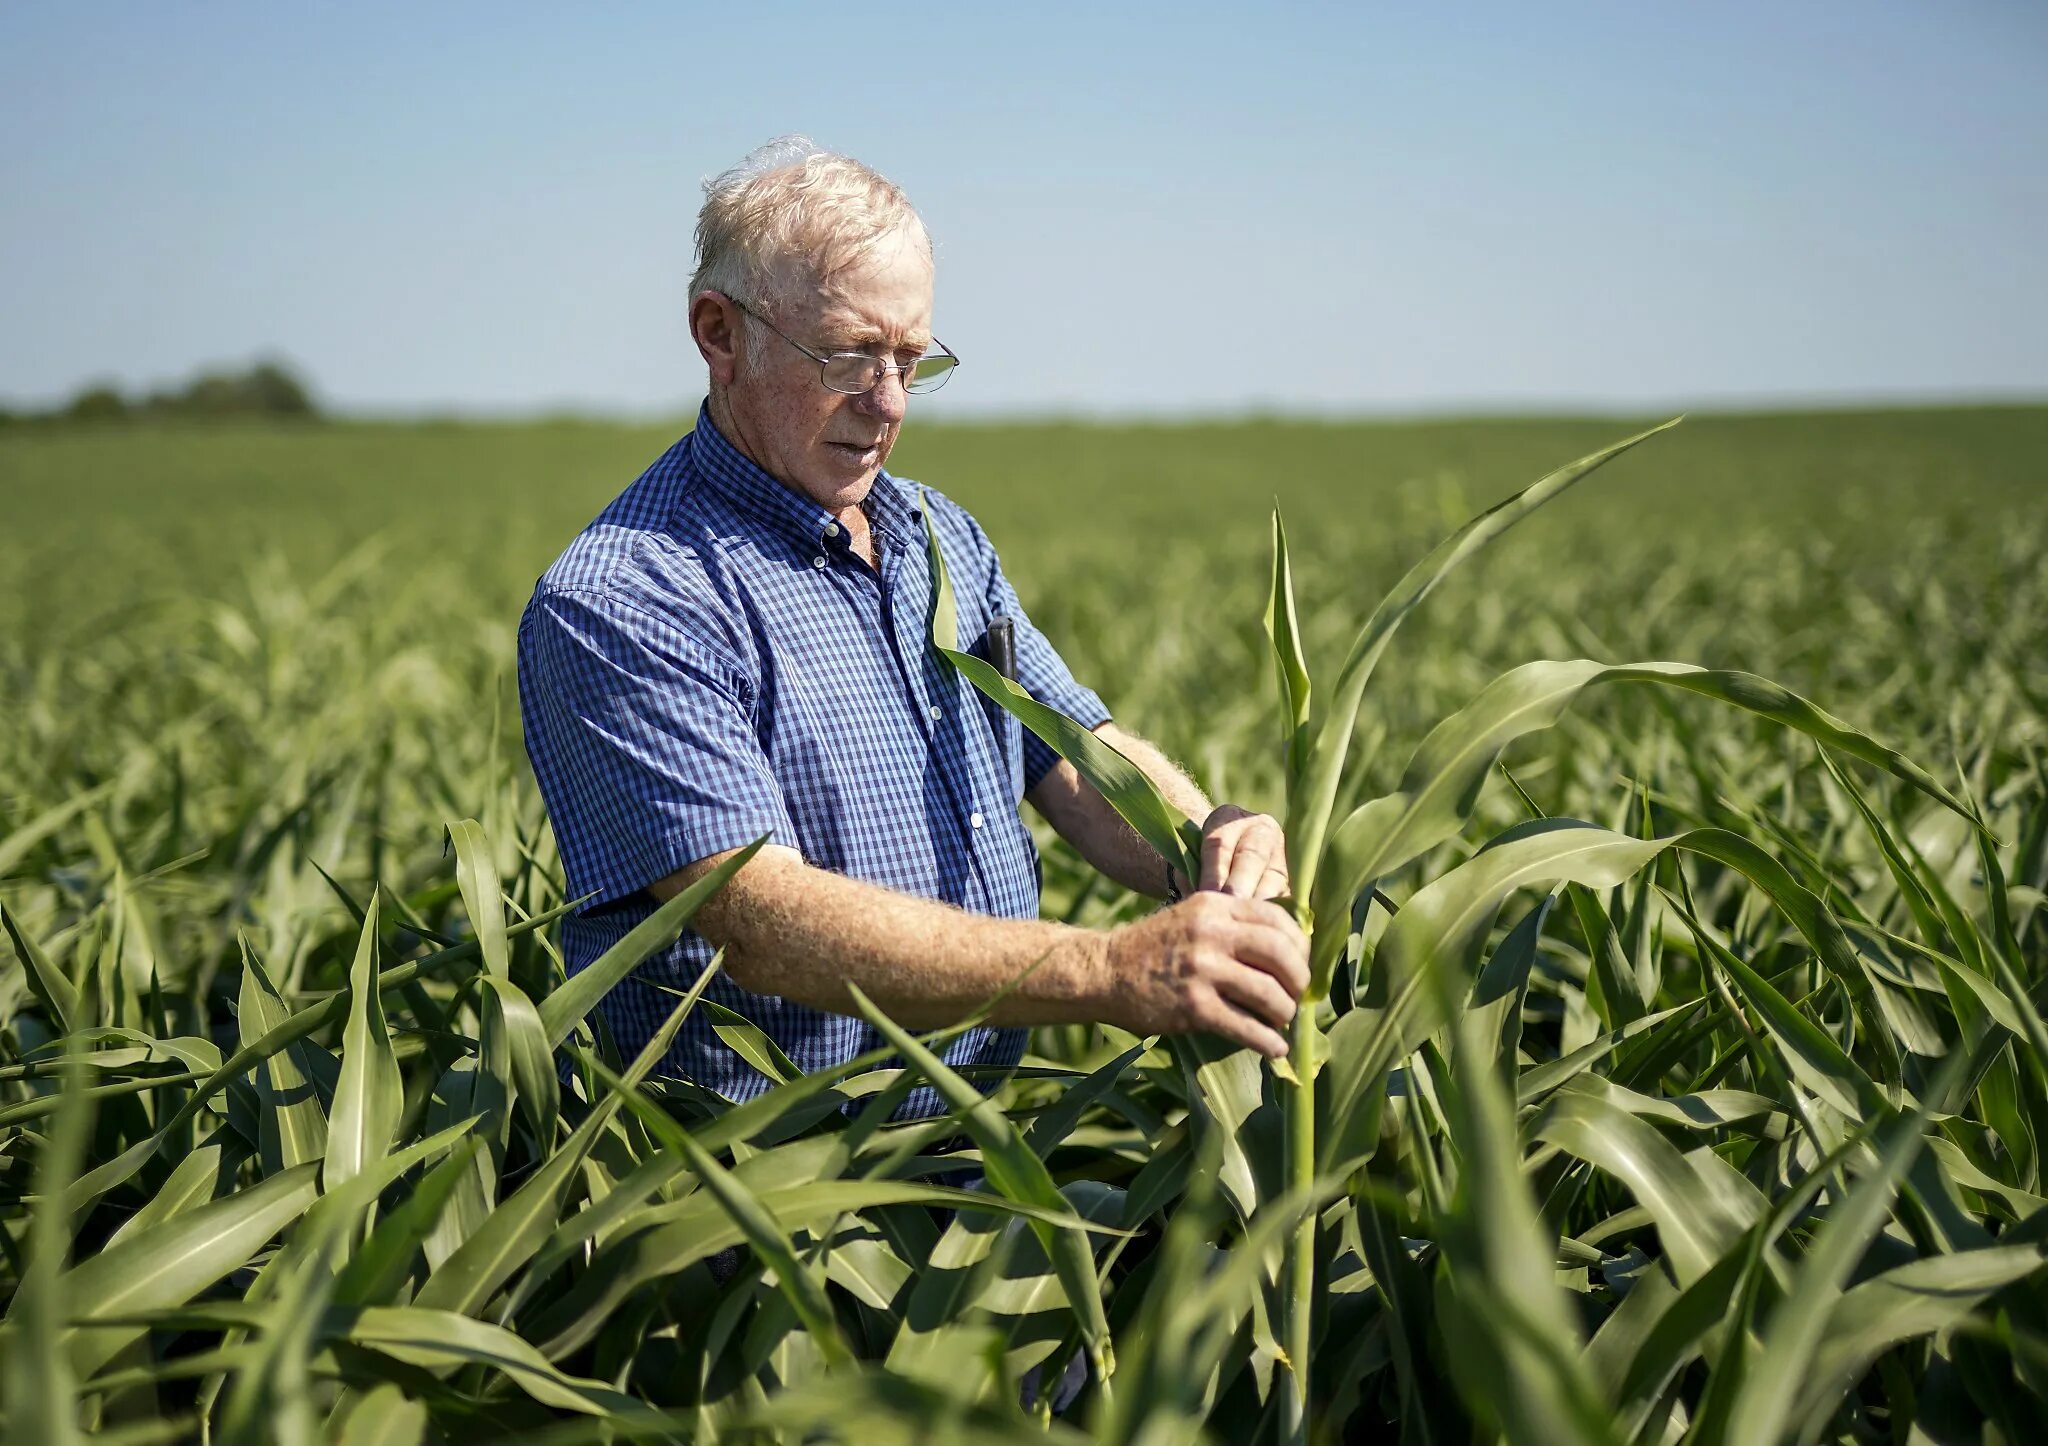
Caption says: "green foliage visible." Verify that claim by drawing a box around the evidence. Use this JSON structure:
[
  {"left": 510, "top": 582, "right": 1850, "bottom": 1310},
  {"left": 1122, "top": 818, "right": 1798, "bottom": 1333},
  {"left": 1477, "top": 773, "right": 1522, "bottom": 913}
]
[
  {"left": 1, "top": 409, "right": 2044, "bottom": 1440},
  {"left": 19, "top": 359, "right": 319, "bottom": 428},
  {"left": 63, "top": 383, "right": 130, "bottom": 424},
  {"left": 155, "top": 361, "right": 317, "bottom": 420}
]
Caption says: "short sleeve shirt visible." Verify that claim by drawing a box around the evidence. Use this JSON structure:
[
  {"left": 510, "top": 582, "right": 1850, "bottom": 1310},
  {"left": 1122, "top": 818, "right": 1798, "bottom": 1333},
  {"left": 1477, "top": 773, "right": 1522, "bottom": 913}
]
[{"left": 516, "top": 406, "right": 1112, "bottom": 1116}]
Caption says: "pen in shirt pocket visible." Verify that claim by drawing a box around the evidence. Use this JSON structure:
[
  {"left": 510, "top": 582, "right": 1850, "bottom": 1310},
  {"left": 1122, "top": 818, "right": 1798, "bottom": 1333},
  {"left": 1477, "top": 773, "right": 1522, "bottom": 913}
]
[{"left": 985, "top": 616, "right": 1016, "bottom": 681}]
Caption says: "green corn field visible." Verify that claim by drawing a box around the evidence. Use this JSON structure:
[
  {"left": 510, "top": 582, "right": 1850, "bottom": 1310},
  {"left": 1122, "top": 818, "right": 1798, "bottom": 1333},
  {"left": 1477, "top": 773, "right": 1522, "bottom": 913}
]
[{"left": 1, "top": 407, "right": 2044, "bottom": 1443}]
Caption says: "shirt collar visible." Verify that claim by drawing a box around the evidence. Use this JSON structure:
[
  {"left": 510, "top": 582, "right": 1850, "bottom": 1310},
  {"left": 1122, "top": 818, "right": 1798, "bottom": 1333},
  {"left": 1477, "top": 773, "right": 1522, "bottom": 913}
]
[
  {"left": 862, "top": 466, "right": 923, "bottom": 555},
  {"left": 688, "top": 403, "right": 923, "bottom": 557}
]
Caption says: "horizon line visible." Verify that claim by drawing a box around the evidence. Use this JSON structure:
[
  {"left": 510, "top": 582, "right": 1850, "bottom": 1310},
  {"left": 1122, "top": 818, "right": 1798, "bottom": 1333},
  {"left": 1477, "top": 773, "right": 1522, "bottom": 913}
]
[{"left": 8, "top": 383, "right": 2048, "bottom": 430}]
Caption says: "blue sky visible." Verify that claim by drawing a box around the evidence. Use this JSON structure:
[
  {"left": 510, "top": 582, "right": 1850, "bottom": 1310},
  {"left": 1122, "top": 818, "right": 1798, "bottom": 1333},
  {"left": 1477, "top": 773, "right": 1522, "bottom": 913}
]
[{"left": 3, "top": 2, "right": 2043, "bottom": 418}]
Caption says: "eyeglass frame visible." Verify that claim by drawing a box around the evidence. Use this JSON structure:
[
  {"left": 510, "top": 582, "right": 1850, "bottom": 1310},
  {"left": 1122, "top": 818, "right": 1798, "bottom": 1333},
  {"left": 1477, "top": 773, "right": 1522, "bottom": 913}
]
[{"left": 727, "top": 296, "right": 958, "bottom": 396}]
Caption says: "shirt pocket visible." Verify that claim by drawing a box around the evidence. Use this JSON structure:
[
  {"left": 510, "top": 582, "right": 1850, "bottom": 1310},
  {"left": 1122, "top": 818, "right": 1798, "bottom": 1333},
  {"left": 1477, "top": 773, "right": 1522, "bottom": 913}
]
[
  {"left": 979, "top": 691, "right": 1026, "bottom": 801},
  {"left": 958, "top": 608, "right": 1027, "bottom": 801}
]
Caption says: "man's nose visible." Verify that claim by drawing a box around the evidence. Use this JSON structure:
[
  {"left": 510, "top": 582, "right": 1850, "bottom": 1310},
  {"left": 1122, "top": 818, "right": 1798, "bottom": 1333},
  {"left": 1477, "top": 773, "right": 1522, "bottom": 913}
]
[{"left": 854, "top": 368, "right": 910, "bottom": 425}]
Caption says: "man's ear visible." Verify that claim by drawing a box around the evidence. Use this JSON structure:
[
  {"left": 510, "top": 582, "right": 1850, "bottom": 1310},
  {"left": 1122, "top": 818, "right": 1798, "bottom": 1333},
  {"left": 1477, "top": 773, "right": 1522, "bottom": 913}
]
[{"left": 690, "top": 291, "right": 742, "bottom": 387}]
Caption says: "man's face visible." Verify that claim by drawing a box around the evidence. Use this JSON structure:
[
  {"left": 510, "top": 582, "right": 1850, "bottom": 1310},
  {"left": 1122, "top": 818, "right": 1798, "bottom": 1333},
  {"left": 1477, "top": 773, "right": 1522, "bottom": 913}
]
[{"left": 717, "top": 229, "right": 934, "bottom": 514}]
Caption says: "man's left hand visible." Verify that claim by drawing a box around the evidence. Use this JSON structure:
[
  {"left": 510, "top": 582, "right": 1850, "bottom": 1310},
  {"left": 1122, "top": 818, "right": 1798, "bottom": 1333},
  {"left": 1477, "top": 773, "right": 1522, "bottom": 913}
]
[{"left": 1185, "top": 804, "right": 1290, "bottom": 901}]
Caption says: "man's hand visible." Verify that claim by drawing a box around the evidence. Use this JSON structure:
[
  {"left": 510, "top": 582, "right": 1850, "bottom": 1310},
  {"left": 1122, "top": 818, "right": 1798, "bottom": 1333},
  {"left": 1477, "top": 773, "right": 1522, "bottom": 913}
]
[
  {"left": 1173, "top": 804, "right": 1290, "bottom": 901},
  {"left": 1101, "top": 892, "right": 1309, "bottom": 1057}
]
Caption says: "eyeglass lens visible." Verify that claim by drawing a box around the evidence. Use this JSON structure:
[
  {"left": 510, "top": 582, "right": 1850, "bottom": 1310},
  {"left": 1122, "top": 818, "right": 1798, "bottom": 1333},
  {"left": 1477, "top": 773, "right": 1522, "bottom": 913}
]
[{"left": 819, "top": 352, "right": 956, "bottom": 395}]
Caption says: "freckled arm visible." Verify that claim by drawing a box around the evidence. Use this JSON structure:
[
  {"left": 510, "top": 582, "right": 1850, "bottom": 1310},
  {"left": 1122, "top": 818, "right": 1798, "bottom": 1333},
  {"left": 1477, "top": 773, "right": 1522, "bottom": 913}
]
[
  {"left": 648, "top": 845, "right": 1114, "bottom": 1028},
  {"left": 1025, "top": 721, "right": 1213, "bottom": 898}
]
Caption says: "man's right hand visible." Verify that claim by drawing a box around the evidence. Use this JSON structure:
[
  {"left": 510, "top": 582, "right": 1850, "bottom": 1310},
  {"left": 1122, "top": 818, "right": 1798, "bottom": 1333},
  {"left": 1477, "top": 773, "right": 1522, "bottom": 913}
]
[{"left": 1100, "top": 892, "right": 1310, "bottom": 1057}]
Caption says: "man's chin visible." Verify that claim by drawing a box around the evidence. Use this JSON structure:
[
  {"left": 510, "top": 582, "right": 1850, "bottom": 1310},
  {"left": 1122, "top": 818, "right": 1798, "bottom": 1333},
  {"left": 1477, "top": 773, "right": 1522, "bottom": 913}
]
[
  {"left": 812, "top": 447, "right": 888, "bottom": 497},
  {"left": 803, "top": 469, "right": 876, "bottom": 514}
]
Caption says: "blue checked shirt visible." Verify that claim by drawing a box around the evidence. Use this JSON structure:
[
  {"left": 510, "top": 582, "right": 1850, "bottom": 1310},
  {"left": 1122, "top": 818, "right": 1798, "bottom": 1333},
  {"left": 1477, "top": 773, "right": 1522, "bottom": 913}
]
[{"left": 517, "top": 406, "right": 1112, "bottom": 1117}]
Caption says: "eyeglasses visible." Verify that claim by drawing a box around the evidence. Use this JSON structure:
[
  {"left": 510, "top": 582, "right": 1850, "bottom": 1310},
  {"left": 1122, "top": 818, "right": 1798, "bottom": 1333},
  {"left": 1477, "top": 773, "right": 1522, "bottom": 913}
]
[{"left": 730, "top": 297, "right": 958, "bottom": 395}]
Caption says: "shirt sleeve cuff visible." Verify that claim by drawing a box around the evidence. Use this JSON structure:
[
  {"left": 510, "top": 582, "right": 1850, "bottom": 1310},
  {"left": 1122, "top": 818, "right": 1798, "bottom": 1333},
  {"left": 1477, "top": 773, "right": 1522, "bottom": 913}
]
[{"left": 574, "top": 816, "right": 797, "bottom": 915}]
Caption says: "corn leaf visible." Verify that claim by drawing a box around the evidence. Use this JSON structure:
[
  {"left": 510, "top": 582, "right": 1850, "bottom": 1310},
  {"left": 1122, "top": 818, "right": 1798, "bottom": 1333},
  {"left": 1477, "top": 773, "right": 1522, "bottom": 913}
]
[
  {"left": 850, "top": 982, "right": 1117, "bottom": 1378},
  {"left": 325, "top": 893, "right": 401, "bottom": 1193}
]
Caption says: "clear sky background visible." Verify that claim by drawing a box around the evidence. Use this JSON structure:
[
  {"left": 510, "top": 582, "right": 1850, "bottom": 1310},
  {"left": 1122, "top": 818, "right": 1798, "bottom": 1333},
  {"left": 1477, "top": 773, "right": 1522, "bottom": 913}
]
[{"left": 3, "top": 2, "right": 2044, "bottom": 419}]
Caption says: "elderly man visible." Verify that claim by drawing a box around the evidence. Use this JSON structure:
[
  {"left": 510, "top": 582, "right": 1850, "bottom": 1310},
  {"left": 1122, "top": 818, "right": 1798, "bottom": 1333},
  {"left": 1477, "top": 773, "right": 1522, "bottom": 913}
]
[{"left": 517, "top": 138, "right": 1307, "bottom": 1115}]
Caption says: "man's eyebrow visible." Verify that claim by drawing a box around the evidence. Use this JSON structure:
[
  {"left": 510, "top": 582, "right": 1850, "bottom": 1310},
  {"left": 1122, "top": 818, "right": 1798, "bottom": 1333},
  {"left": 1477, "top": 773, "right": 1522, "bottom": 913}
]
[
  {"left": 816, "top": 311, "right": 931, "bottom": 351},
  {"left": 833, "top": 330, "right": 933, "bottom": 355}
]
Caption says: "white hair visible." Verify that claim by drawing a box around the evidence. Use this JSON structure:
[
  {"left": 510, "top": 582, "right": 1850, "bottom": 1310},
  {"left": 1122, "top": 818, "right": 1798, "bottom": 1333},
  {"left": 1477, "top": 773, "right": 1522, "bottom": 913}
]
[{"left": 690, "top": 135, "right": 932, "bottom": 316}]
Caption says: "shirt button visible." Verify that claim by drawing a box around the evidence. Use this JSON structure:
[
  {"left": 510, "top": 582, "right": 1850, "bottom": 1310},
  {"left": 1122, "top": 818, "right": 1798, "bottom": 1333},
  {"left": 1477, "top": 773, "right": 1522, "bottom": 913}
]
[
  {"left": 970, "top": 811, "right": 984, "bottom": 829},
  {"left": 812, "top": 555, "right": 828, "bottom": 569},
  {"left": 824, "top": 522, "right": 840, "bottom": 537},
  {"left": 928, "top": 705, "right": 943, "bottom": 721}
]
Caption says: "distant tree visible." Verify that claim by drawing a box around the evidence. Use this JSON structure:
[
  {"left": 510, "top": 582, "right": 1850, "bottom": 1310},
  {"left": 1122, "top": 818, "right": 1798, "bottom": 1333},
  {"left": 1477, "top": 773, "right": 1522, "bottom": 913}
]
[
  {"left": 64, "top": 384, "right": 130, "bottom": 422},
  {"left": 145, "top": 359, "right": 321, "bottom": 420},
  {"left": 241, "top": 360, "right": 317, "bottom": 416},
  {"left": 158, "top": 372, "right": 242, "bottom": 418},
  {"left": 39, "top": 360, "right": 321, "bottom": 424}
]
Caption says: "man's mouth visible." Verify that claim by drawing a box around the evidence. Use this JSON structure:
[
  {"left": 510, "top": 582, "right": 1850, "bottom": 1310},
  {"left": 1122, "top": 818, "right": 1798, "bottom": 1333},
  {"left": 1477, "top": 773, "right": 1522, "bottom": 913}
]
[{"left": 828, "top": 440, "right": 883, "bottom": 462}]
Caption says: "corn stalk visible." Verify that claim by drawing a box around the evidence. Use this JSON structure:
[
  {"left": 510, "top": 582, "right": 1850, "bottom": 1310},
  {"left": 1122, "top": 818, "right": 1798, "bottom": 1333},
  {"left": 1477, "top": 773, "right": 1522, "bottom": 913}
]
[{"left": 927, "top": 424, "right": 1688, "bottom": 1437}]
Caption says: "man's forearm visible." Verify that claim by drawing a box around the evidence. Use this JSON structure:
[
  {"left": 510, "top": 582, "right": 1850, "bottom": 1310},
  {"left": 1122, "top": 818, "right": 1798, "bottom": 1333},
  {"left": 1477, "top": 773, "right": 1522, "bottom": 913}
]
[
  {"left": 1105, "top": 723, "right": 1213, "bottom": 828},
  {"left": 1026, "top": 723, "right": 1213, "bottom": 896},
  {"left": 655, "top": 846, "right": 1112, "bottom": 1028}
]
